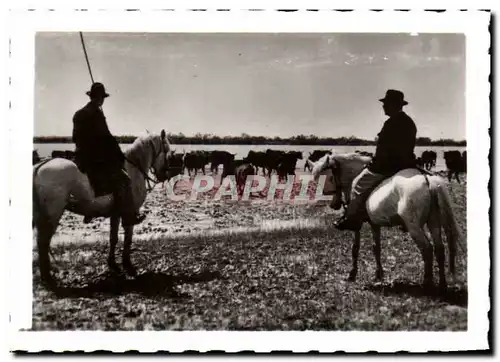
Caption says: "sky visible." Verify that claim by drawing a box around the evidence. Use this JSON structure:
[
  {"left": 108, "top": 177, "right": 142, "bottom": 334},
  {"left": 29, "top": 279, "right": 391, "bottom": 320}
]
[{"left": 34, "top": 32, "right": 466, "bottom": 140}]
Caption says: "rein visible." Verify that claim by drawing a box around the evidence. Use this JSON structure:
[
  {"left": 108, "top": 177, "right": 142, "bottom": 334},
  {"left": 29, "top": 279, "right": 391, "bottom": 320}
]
[{"left": 123, "top": 139, "right": 165, "bottom": 192}]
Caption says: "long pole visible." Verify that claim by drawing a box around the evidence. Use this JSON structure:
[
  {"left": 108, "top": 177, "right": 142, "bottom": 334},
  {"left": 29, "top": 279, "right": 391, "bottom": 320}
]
[{"left": 79, "top": 32, "right": 95, "bottom": 84}]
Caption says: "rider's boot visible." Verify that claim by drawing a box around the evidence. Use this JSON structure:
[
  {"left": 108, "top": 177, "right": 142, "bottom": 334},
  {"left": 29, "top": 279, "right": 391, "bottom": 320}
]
[{"left": 115, "top": 180, "right": 146, "bottom": 227}]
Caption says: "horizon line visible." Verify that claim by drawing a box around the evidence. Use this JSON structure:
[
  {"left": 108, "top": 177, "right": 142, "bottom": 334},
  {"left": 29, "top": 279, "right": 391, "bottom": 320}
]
[{"left": 32, "top": 134, "right": 467, "bottom": 142}]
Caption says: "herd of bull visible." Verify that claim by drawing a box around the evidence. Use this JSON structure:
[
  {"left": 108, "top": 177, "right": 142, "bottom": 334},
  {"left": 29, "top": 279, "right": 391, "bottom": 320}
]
[{"left": 32, "top": 147, "right": 468, "bottom": 186}]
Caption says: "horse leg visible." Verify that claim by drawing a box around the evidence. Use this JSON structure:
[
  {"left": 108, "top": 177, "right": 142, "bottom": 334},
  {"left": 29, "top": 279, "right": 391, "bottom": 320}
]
[
  {"left": 107, "top": 215, "right": 121, "bottom": 274},
  {"left": 347, "top": 230, "right": 361, "bottom": 282},
  {"left": 428, "top": 217, "right": 446, "bottom": 292},
  {"left": 455, "top": 172, "right": 461, "bottom": 184},
  {"left": 447, "top": 171, "right": 452, "bottom": 183},
  {"left": 36, "top": 219, "right": 57, "bottom": 287},
  {"left": 122, "top": 225, "right": 137, "bottom": 277},
  {"left": 370, "top": 224, "right": 384, "bottom": 281},
  {"left": 406, "top": 224, "right": 434, "bottom": 288}
]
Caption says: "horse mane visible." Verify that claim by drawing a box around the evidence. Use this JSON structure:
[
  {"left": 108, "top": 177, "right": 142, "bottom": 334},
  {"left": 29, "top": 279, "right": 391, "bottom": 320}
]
[
  {"left": 330, "top": 152, "right": 372, "bottom": 187},
  {"left": 332, "top": 152, "right": 372, "bottom": 165},
  {"left": 124, "top": 133, "right": 162, "bottom": 170}
]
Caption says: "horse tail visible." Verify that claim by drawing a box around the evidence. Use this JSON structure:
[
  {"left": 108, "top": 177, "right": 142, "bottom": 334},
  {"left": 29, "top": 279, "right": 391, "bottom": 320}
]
[
  {"left": 32, "top": 159, "right": 50, "bottom": 229},
  {"left": 32, "top": 158, "right": 60, "bottom": 285},
  {"left": 429, "top": 176, "right": 465, "bottom": 276}
]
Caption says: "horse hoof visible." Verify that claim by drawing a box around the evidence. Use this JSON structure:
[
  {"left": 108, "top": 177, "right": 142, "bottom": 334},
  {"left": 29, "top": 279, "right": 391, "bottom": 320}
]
[
  {"left": 347, "top": 271, "right": 357, "bottom": 282},
  {"left": 41, "top": 275, "right": 57, "bottom": 290},
  {"left": 123, "top": 264, "right": 137, "bottom": 277},
  {"left": 108, "top": 262, "right": 122, "bottom": 275}
]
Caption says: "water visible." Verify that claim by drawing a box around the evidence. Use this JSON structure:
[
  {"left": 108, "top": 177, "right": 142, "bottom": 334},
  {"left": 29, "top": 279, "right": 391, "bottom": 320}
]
[{"left": 34, "top": 143, "right": 466, "bottom": 172}]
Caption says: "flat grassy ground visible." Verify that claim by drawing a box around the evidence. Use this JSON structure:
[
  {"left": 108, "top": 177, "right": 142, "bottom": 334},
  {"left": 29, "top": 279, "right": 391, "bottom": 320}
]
[{"left": 32, "top": 173, "right": 467, "bottom": 331}]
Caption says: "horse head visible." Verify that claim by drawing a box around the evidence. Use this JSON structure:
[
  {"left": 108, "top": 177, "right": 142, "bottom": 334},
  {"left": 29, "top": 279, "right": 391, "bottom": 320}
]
[
  {"left": 146, "top": 129, "right": 178, "bottom": 183},
  {"left": 307, "top": 154, "right": 343, "bottom": 210}
]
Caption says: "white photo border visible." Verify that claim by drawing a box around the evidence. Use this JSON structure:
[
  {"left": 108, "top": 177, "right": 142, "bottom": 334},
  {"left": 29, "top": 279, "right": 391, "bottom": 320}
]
[{"left": 6, "top": 9, "right": 490, "bottom": 352}]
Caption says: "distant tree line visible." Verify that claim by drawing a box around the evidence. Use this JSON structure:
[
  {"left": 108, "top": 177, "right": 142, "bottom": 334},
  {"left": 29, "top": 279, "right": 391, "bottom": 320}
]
[{"left": 33, "top": 134, "right": 467, "bottom": 147}]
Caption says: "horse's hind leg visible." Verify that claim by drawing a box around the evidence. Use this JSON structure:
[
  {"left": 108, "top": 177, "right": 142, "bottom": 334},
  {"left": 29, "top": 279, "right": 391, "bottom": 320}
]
[
  {"left": 427, "top": 209, "right": 446, "bottom": 292},
  {"left": 36, "top": 219, "right": 57, "bottom": 287},
  {"left": 34, "top": 187, "right": 66, "bottom": 288},
  {"left": 107, "top": 215, "right": 121, "bottom": 274},
  {"left": 122, "top": 225, "right": 137, "bottom": 277},
  {"left": 406, "top": 224, "right": 434, "bottom": 288},
  {"left": 370, "top": 225, "right": 384, "bottom": 281},
  {"left": 348, "top": 230, "right": 361, "bottom": 282}
]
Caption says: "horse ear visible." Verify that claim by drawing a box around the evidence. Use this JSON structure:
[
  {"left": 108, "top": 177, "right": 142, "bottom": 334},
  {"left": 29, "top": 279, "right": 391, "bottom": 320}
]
[
  {"left": 161, "top": 129, "right": 166, "bottom": 139},
  {"left": 307, "top": 159, "right": 315, "bottom": 169}
]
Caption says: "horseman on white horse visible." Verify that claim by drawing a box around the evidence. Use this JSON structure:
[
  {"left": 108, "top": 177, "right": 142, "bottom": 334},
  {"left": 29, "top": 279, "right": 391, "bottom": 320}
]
[
  {"left": 334, "top": 89, "right": 417, "bottom": 231},
  {"left": 72, "top": 82, "right": 146, "bottom": 227},
  {"left": 307, "top": 90, "right": 465, "bottom": 291},
  {"left": 33, "top": 81, "right": 177, "bottom": 287}
]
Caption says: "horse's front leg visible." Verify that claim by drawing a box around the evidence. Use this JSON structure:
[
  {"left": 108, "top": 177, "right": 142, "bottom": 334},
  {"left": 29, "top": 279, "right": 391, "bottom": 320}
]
[
  {"left": 348, "top": 230, "right": 361, "bottom": 282},
  {"left": 370, "top": 224, "right": 384, "bottom": 281},
  {"left": 122, "top": 225, "right": 137, "bottom": 277},
  {"left": 108, "top": 215, "right": 121, "bottom": 274}
]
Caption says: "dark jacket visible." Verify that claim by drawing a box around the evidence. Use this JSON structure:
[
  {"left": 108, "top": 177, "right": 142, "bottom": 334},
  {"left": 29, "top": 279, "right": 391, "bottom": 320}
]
[
  {"left": 72, "top": 102, "right": 124, "bottom": 172},
  {"left": 369, "top": 111, "right": 417, "bottom": 176}
]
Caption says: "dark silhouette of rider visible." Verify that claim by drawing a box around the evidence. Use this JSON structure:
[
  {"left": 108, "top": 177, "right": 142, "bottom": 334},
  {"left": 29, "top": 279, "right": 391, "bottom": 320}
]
[
  {"left": 72, "top": 82, "right": 146, "bottom": 227},
  {"left": 334, "top": 89, "right": 417, "bottom": 231}
]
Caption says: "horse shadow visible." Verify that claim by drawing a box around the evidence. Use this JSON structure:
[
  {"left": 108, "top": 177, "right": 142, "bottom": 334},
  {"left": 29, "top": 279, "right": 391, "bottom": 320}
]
[
  {"left": 51, "top": 269, "right": 222, "bottom": 299},
  {"left": 364, "top": 280, "right": 468, "bottom": 307}
]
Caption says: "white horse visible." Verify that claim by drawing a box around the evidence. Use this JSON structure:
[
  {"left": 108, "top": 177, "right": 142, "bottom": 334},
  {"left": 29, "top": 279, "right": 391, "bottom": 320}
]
[
  {"left": 307, "top": 152, "right": 465, "bottom": 291},
  {"left": 33, "top": 130, "right": 178, "bottom": 288}
]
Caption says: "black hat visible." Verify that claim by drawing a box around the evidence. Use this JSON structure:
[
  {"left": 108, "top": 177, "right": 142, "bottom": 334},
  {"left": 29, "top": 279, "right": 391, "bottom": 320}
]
[
  {"left": 379, "top": 89, "right": 408, "bottom": 106},
  {"left": 86, "top": 82, "right": 110, "bottom": 98}
]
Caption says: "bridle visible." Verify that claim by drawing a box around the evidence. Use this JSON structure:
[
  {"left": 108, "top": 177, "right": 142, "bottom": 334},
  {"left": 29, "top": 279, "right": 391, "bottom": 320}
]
[{"left": 123, "top": 137, "right": 169, "bottom": 192}]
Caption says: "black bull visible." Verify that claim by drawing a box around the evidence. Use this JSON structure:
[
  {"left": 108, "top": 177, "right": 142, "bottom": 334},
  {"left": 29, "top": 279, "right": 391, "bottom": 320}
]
[
  {"left": 444, "top": 150, "right": 467, "bottom": 184},
  {"left": 275, "top": 151, "right": 303, "bottom": 180},
  {"left": 210, "top": 151, "right": 236, "bottom": 174},
  {"left": 421, "top": 150, "right": 437, "bottom": 171},
  {"left": 245, "top": 151, "right": 267, "bottom": 175},
  {"left": 220, "top": 159, "right": 255, "bottom": 194},
  {"left": 183, "top": 151, "right": 210, "bottom": 176}
]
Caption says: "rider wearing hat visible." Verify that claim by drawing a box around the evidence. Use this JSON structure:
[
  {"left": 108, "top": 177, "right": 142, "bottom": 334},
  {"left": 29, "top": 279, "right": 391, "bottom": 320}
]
[
  {"left": 334, "top": 89, "right": 417, "bottom": 231},
  {"left": 72, "top": 82, "right": 146, "bottom": 226}
]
